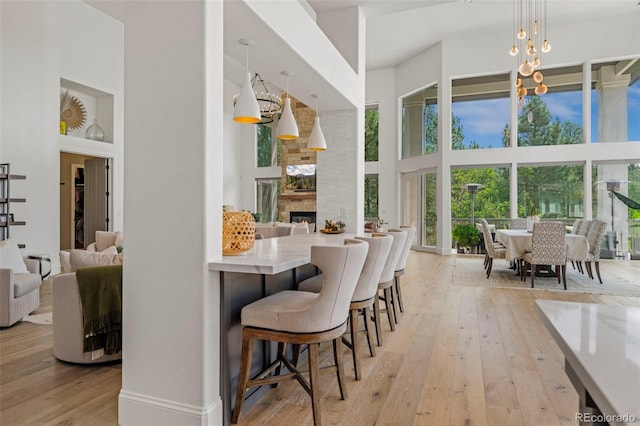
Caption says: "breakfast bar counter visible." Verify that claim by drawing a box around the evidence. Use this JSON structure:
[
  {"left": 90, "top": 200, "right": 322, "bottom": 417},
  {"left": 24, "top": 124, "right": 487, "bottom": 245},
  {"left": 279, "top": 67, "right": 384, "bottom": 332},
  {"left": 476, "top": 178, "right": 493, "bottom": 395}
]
[{"left": 208, "top": 232, "right": 356, "bottom": 425}]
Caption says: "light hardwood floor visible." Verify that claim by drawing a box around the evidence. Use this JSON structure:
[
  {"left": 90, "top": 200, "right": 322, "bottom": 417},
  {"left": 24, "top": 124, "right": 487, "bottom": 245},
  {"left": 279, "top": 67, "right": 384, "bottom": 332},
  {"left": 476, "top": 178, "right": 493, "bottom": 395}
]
[{"left": 1, "top": 253, "right": 638, "bottom": 425}]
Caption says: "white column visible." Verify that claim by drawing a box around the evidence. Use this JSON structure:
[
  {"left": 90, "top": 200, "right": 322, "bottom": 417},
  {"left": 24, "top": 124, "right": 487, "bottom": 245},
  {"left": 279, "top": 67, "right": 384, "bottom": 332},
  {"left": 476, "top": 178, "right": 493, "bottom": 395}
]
[
  {"left": 315, "top": 7, "right": 365, "bottom": 233},
  {"left": 596, "top": 65, "right": 630, "bottom": 257},
  {"left": 119, "top": 1, "right": 223, "bottom": 425}
]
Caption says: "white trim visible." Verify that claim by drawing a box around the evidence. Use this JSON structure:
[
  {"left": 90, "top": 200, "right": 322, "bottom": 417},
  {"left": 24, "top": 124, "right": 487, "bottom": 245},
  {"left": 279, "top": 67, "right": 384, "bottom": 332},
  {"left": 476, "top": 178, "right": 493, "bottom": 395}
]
[{"left": 118, "top": 390, "right": 222, "bottom": 426}]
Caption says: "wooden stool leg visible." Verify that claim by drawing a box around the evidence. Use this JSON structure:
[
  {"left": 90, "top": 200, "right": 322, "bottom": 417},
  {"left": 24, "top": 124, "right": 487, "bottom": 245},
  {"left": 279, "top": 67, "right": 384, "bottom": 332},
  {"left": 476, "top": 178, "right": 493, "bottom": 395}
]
[
  {"left": 231, "top": 331, "right": 254, "bottom": 424},
  {"left": 348, "top": 308, "right": 361, "bottom": 380},
  {"left": 363, "top": 306, "right": 375, "bottom": 357},
  {"left": 373, "top": 293, "right": 383, "bottom": 347},
  {"left": 274, "top": 342, "right": 286, "bottom": 380},
  {"left": 333, "top": 337, "right": 348, "bottom": 400},
  {"left": 384, "top": 287, "right": 396, "bottom": 331},
  {"left": 291, "top": 344, "right": 301, "bottom": 367},
  {"left": 308, "top": 343, "right": 322, "bottom": 426},
  {"left": 395, "top": 275, "right": 405, "bottom": 313}
]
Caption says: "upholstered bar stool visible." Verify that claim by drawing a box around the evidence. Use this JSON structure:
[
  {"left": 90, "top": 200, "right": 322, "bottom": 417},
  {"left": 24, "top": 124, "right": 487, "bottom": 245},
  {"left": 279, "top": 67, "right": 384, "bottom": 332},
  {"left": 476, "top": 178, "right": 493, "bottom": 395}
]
[
  {"left": 232, "top": 239, "right": 368, "bottom": 426},
  {"left": 298, "top": 233, "right": 392, "bottom": 380},
  {"left": 372, "top": 230, "right": 406, "bottom": 347},
  {"left": 389, "top": 225, "right": 416, "bottom": 321}
]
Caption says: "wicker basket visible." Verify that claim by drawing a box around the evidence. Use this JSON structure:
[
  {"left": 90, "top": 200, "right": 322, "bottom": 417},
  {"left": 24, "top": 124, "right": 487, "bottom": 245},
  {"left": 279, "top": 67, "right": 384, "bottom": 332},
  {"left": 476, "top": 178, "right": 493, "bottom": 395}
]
[{"left": 222, "top": 211, "right": 256, "bottom": 255}]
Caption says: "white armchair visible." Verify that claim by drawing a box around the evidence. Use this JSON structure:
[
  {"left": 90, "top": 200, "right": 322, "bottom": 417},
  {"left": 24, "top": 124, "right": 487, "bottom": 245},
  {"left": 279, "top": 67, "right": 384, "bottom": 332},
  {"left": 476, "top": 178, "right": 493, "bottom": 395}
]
[{"left": 1, "top": 253, "right": 42, "bottom": 328}]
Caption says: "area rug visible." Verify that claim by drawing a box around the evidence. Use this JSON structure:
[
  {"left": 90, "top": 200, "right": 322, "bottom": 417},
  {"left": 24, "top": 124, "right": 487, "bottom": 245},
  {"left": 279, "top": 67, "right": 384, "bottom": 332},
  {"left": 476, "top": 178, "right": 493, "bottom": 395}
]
[
  {"left": 453, "top": 255, "right": 640, "bottom": 296},
  {"left": 21, "top": 312, "right": 53, "bottom": 325}
]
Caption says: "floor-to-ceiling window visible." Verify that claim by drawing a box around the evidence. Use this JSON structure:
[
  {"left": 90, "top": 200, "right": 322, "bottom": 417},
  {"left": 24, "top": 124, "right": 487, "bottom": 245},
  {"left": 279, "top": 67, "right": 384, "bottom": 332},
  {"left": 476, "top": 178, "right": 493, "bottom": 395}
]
[
  {"left": 402, "top": 84, "right": 438, "bottom": 158},
  {"left": 517, "top": 164, "right": 584, "bottom": 220},
  {"left": 402, "top": 171, "right": 436, "bottom": 250},
  {"left": 516, "top": 65, "right": 583, "bottom": 146},
  {"left": 256, "top": 178, "right": 280, "bottom": 223},
  {"left": 452, "top": 73, "right": 510, "bottom": 150},
  {"left": 591, "top": 58, "right": 640, "bottom": 143},
  {"left": 450, "top": 166, "right": 510, "bottom": 228}
]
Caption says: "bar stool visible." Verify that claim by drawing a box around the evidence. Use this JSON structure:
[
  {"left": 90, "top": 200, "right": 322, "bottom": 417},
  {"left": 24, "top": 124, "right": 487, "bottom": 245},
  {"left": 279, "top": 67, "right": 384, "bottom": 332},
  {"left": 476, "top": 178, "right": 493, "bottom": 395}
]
[
  {"left": 389, "top": 225, "right": 416, "bottom": 321},
  {"left": 372, "top": 230, "right": 406, "bottom": 346},
  {"left": 232, "top": 239, "right": 368, "bottom": 426},
  {"left": 298, "top": 233, "right": 392, "bottom": 380}
]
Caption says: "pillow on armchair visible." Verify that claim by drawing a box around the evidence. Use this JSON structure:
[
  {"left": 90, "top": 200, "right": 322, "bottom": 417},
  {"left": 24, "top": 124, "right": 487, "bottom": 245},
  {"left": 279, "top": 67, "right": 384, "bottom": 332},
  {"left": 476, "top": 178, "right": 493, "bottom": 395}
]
[
  {"left": 88, "top": 231, "right": 123, "bottom": 252},
  {"left": 69, "top": 249, "right": 123, "bottom": 272},
  {"left": 0, "top": 238, "right": 28, "bottom": 274}
]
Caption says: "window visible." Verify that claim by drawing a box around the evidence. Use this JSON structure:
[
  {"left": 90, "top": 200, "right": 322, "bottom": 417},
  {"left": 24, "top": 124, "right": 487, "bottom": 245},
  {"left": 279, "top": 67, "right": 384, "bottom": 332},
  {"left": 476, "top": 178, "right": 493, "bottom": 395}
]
[
  {"left": 591, "top": 58, "right": 640, "bottom": 143},
  {"left": 517, "top": 65, "right": 583, "bottom": 146},
  {"left": 592, "top": 162, "right": 639, "bottom": 256},
  {"left": 256, "top": 178, "right": 280, "bottom": 222},
  {"left": 517, "top": 164, "right": 584, "bottom": 219},
  {"left": 451, "top": 167, "right": 510, "bottom": 226},
  {"left": 402, "top": 84, "right": 438, "bottom": 158},
  {"left": 364, "top": 174, "right": 379, "bottom": 219},
  {"left": 257, "top": 123, "right": 281, "bottom": 167},
  {"left": 365, "top": 105, "right": 379, "bottom": 162},
  {"left": 451, "top": 73, "right": 510, "bottom": 150}
]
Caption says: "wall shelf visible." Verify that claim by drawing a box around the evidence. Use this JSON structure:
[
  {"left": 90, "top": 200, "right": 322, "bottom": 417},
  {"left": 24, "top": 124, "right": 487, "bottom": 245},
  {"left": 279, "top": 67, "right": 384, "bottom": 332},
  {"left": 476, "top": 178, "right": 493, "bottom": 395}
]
[{"left": 0, "top": 163, "right": 26, "bottom": 247}]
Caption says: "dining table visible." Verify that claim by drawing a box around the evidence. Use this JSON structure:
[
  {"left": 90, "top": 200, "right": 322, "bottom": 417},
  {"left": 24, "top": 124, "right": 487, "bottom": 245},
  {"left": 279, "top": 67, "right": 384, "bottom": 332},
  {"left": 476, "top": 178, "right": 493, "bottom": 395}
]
[{"left": 495, "top": 228, "right": 590, "bottom": 261}]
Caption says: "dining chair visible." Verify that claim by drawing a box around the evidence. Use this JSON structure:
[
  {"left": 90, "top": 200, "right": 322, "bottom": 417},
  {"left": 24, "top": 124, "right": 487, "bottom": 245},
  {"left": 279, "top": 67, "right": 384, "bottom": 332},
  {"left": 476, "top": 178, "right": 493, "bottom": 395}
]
[
  {"left": 480, "top": 220, "right": 506, "bottom": 278},
  {"left": 583, "top": 220, "right": 608, "bottom": 284},
  {"left": 509, "top": 218, "right": 527, "bottom": 230},
  {"left": 232, "top": 239, "right": 368, "bottom": 426},
  {"left": 568, "top": 219, "right": 585, "bottom": 271},
  {"left": 479, "top": 219, "right": 505, "bottom": 270},
  {"left": 521, "top": 221, "right": 567, "bottom": 289},
  {"left": 298, "top": 233, "right": 392, "bottom": 380}
]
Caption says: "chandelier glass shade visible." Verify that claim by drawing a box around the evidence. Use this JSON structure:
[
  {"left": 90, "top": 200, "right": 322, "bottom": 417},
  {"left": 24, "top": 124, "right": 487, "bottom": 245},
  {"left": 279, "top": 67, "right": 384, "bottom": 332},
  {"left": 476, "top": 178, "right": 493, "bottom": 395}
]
[
  {"left": 233, "top": 73, "right": 282, "bottom": 124},
  {"left": 510, "top": 0, "right": 551, "bottom": 107}
]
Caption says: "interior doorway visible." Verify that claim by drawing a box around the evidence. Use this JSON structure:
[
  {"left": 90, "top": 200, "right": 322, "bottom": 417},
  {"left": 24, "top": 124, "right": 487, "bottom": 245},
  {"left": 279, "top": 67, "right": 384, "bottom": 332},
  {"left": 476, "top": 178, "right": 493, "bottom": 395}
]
[{"left": 60, "top": 152, "right": 112, "bottom": 250}]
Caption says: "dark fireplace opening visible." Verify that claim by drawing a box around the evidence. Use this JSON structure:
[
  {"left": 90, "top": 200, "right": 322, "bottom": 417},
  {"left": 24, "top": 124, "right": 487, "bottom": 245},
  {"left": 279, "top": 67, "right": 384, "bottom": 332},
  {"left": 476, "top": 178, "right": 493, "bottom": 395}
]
[{"left": 290, "top": 211, "right": 316, "bottom": 231}]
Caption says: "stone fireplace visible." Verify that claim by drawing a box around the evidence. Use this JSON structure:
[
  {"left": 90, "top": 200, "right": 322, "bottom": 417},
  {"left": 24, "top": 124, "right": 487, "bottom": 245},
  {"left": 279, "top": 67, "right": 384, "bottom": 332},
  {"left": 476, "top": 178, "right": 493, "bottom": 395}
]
[{"left": 278, "top": 96, "right": 317, "bottom": 223}]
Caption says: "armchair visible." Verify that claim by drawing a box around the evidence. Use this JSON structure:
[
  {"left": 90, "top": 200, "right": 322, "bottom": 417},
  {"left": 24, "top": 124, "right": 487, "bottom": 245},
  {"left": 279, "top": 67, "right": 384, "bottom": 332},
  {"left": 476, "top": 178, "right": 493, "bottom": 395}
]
[{"left": 0, "top": 257, "right": 42, "bottom": 327}]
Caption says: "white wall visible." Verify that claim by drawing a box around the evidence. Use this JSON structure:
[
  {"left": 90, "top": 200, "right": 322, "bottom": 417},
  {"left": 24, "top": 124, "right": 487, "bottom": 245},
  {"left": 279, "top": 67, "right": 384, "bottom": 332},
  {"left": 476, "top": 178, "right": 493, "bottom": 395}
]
[{"left": 0, "top": 0, "right": 124, "bottom": 270}]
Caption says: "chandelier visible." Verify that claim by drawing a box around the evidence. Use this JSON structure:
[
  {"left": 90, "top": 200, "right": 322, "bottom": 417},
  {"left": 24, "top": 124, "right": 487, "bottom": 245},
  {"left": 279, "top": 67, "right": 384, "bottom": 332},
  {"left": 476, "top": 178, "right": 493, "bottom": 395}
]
[
  {"left": 233, "top": 73, "right": 282, "bottom": 124},
  {"left": 509, "top": 0, "right": 551, "bottom": 107}
]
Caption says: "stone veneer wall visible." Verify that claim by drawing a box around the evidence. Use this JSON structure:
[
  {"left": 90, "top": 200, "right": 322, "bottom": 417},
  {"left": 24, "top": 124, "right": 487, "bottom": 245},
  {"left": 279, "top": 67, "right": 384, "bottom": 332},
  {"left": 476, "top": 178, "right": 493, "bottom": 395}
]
[{"left": 278, "top": 96, "right": 317, "bottom": 223}]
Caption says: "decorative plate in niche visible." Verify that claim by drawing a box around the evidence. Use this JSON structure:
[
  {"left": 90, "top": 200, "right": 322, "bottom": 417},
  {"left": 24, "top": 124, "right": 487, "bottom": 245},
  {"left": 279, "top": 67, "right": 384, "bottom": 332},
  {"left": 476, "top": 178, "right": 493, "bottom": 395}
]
[{"left": 60, "top": 90, "right": 86, "bottom": 130}]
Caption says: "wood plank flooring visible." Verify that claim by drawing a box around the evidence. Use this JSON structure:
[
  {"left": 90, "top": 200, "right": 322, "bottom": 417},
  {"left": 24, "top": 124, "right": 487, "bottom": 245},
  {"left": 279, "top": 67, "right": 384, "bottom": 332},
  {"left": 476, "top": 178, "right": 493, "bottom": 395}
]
[{"left": 1, "top": 253, "right": 638, "bottom": 425}]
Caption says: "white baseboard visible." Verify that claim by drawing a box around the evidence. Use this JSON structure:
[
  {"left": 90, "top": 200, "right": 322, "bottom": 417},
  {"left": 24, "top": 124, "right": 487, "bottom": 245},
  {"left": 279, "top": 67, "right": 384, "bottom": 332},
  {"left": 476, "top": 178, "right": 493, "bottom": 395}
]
[{"left": 118, "top": 390, "right": 223, "bottom": 426}]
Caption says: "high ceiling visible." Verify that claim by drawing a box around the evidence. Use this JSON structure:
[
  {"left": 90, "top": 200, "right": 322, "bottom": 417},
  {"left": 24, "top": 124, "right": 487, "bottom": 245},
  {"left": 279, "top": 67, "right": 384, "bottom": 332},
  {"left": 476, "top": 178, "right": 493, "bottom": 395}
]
[{"left": 307, "top": 0, "right": 640, "bottom": 70}]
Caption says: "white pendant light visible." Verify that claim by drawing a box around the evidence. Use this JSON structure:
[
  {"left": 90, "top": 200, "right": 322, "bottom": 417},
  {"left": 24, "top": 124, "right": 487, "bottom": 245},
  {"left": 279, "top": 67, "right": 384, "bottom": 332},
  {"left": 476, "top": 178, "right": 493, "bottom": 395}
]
[
  {"left": 233, "top": 39, "right": 260, "bottom": 124},
  {"left": 308, "top": 94, "right": 326, "bottom": 151},
  {"left": 276, "top": 71, "right": 299, "bottom": 140}
]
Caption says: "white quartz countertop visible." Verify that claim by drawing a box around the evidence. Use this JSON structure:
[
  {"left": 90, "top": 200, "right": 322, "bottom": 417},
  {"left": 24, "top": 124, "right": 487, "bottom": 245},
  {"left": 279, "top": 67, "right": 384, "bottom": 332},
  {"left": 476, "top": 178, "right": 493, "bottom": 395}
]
[
  {"left": 535, "top": 300, "right": 640, "bottom": 425},
  {"left": 208, "top": 232, "right": 359, "bottom": 274}
]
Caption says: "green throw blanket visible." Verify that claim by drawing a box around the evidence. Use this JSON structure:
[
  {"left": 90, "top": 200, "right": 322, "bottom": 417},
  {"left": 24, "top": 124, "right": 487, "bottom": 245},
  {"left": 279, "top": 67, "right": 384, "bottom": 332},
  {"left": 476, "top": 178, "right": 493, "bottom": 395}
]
[{"left": 76, "top": 264, "right": 123, "bottom": 356}]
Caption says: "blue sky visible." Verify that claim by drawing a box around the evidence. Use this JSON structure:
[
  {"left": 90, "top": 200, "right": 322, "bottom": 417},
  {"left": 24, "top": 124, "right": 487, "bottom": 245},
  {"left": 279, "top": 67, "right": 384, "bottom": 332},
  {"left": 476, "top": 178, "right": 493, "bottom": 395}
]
[{"left": 451, "top": 79, "right": 640, "bottom": 148}]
